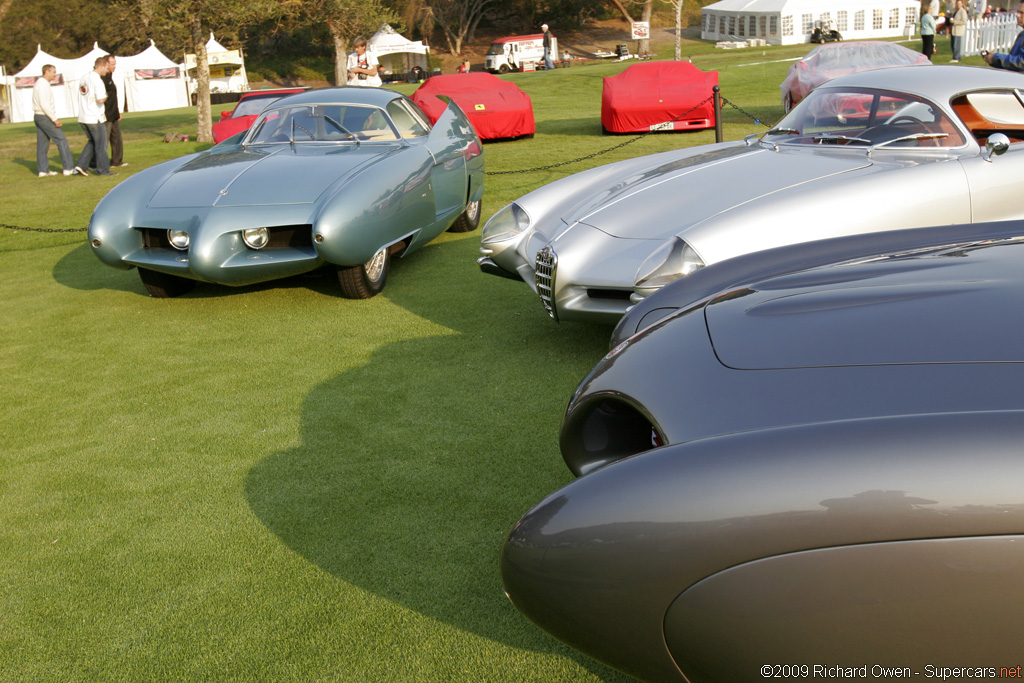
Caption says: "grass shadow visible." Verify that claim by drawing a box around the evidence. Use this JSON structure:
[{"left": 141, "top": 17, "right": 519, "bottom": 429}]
[{"left": 244, "top": 236, "right": 635, "bottom": 681}]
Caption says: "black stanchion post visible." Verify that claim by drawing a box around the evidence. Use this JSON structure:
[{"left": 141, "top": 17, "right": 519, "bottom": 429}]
[{"left": 713, "top": 86, "right": 723, "bottom": 143}]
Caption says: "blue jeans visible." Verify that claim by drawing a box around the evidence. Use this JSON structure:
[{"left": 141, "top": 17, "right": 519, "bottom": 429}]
[
  {"left": 951, "top": 35, "right": 962, "bottom": 60},
  {"left": 77, "top": 122, "right": 110, "bottom": 175},
  {"left": 543, "top": 47, "right": 554, "bottom": 70},
  {"left": 34, "top": 115, "right": 74, "bottom": 173}
]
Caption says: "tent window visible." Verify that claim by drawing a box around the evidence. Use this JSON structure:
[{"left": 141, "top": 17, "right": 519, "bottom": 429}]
[
  {"left": 783, "top": 15, "right": 793, "bottom": 36},
  {"left": 770, "top": 16, "right": 778, "bottom": 36},
  {"left": 837, "top": 11, "right": 848, "bottom": 31},
  {"left": 873, "top": 9, "right": 884, "bottom": 29},
  {"left": 905, "top": 6, "right": 918, "bottom": 26},
  {"left": 802, "top": 13, "right": 813, "bottom": 33},
  {"left": 738, "top": 16, "right": 746, "bottom": 36},
  {"left": 855, "top": 10, "right": 865, "bottom": 30},
  {"left": 759, "top": 16, "right": 767, "bottom": 36},
  {"left": 889, "top": 8, "right": 900, "bottom": 28}
]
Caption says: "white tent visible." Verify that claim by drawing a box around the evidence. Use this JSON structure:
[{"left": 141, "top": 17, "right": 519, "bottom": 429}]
[
  {"left": 702, "top": 0, "right": 921, "bottom": 45},
  {"left": 4, "top": 43, "right": 108, "bottom": 122},
  {"left": 120, "top": 41, "right": 189, "bottom": 112},
  {"left": 184, "top": 33, "right": 249, "bottom": 94},
  {"left": 2, "top": 41, "right": 189, "bottom": 123},
  {"left": 368, "top": 24, "right": 429, "bottom": 78}
]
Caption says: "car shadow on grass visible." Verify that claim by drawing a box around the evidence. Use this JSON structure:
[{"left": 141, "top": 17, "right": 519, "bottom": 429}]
[
  {"left": 52, "top": 241, "right": 375, "bottom": 299},
  {"left": 243, "top": 236, "right": 637, "bottom": 682}
]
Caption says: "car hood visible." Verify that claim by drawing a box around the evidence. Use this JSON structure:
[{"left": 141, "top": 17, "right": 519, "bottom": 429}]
[
  {"left": 147, "top": 144, "right": 397, "bottom": 209},
  {"left": 704, "top": 239, "right": 1024, "bottom": 369},
  {"left": 567, "top": 146, "right": 871, "bottom": 240}
]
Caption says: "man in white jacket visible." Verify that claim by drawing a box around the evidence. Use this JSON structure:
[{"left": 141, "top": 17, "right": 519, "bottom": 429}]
[
  {"left": 31, "top": 65, "right": 74, "bottom": 177},
  {"left": 75, "top": 56, "right": 113, "bottom": 176}
]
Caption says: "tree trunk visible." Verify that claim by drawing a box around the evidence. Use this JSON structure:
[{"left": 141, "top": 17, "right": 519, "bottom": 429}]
[
  {"left": 675, "top": 0, "right": 682, "bottom": 60},
  {"left": 191, "top": 15, "right": 212, "bottom": 143},
  {"left": 607, "top": 0, "right": 636, "bottom": 23},
  {"left": 639, "top": 0, "right": 653, "bottom": 56},
  {"left": 327, "top": 19, "right": 348, "bottom": 85}
]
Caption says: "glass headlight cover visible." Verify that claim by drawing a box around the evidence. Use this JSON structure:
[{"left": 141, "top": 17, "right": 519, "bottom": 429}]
[
  {"left": 168, "top": 230, "right": 190, "bottom": 251},
  {"left": 634, "top": 237, "right": 705, "bottom": 291},
  {"left": 242, "top": 227, "right": 270, "bottom": 250},
  {"left": 481, "top": 203, "right": 530, "bottom": 244}
]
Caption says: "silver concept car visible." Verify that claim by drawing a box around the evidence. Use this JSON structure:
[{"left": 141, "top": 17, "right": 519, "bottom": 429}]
[
  {"left": 89, "top": 87, "right": 484, "bottom": 298},
  {"left": 501, "top": 221, "right": 1024, "bottom": 682},
  {"left": 479, "top": 66, "right": 1024, "bottom": 323}
]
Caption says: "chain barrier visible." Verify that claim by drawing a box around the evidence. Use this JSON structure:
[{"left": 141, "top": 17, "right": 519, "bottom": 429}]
[
  {"left": 486, "top": 95, "right": 714, "bottom": 176},
  {"left": 720, "top": 95, "right": 775, "bottom": 129},
  {"left": 1, "top": 223, "right": 87, "bottom": 234}
]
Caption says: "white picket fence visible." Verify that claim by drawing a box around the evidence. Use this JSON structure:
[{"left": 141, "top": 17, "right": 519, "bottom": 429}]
[{"left": 961, "top": 15, "right": 1020, "bottom": 56}]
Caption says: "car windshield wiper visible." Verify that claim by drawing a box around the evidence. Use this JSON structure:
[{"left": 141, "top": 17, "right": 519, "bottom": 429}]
[
  {"left": 324, "top": 116, "right": 360, "bottom": 146},
  {"left": 812, "top": 134, "right": 871, "bottom": 145}
]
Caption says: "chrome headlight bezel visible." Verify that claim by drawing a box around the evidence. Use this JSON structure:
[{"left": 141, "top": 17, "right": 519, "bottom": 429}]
[
  {"left": 242, "top": 227, "right": 270, "bottom": 250},
  {"left": 633, "top": 237, "right": 705, "bottom": 293},
  {"left": 481, "top": 203, "right": 531, "bottom": 244},
  {"left": 167, "top": 230, "right": 190, "bottom": 251}
]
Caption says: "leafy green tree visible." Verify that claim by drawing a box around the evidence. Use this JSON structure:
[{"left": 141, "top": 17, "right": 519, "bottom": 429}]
[
  {"left": 606, "top": 0, "right": 653, "bottom": 55},
  {"left": 301, "top": 0, "right": 401, "bottom": 85}
]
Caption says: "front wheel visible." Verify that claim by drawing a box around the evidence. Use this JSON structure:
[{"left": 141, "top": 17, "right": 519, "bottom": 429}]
[
  {"left": 138, "top": 268, "right": 195, "bottom": 298},
  {"left": 447, "top": 200, "right": 482, "bottom": 233},
  {"left": 499, "top": 64, "right": 511, "bottom": 74},
  {"left": 337, "top": 247, "right": 391, "bottom": 299}
]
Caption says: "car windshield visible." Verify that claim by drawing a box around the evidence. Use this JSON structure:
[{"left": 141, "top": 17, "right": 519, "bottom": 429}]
[
  {"left": 246, "top": 103, "right": 399, "bottom": 143},
  {"left": 765, "top": 87, "right": 966, "bottom": 148},
  {"left": 233, "top": 93, "right": 291, "bottom": 118}
]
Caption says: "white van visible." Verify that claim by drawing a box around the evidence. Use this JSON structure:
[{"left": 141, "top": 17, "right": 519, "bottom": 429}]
[{"left": 485, "top": 34, "right": 558, "bottom": 73}]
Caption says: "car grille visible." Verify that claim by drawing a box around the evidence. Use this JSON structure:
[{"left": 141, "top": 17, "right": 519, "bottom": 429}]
[
  {"left": 535, "top": 246, "right": 558, "bottom": 321},
  {"left": 138, "top": 227, "right": 175, "bottom": 250}
]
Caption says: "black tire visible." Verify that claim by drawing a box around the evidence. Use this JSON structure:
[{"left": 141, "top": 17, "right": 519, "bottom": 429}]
[
  {"left": 337, "top": 247, "right": 390, "bottom": 299},
  {"left": 138, "top": 268, "right": 195, "bottom": 298},
  {"left": 447, "top": 200, "right": 482, "bottom": 233},
  {"left": 499, "top": 64, "right": 511, "bottom": 74}
]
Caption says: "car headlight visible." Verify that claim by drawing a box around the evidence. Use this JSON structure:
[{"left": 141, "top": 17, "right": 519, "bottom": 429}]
[
  {"left": 168, "top": 230, "right": 190, "bottom": 251},
  {"left": 633, "top": 237, "right": 705, "bottom": 293},
  {"left": 242, "top": 227, "right": 270, "bottom": 250},
  {"left": 481, "top": 203, "right": 530, "bottom": 244}
]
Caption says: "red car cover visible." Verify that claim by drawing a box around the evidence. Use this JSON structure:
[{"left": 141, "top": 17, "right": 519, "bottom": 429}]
[
  {"left": 413, "top": 73, "right": 535, "bottom": 140},
  {"left": 602, "top": 62, "right": 718, "bottom": 133}
]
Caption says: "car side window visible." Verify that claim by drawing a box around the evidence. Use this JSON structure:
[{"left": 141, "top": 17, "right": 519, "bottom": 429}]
[
  {"left": 952, "top": 91, "right": 1024, "bottom": 144},
  {"left": 387, "top": 99, "right": 431, "bottom": 138}
]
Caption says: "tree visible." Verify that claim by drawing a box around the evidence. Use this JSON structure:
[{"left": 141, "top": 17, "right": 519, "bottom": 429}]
[
  {"left": 662, "top": 0, "right": 683, "bottom": 60},
  {"left": 606, "top": 0, "right": 653, "bottom": 56},
  {"left": 302, "top": 0, "right": 400, "bottom": 85},
  {"left": 425, "top": 0, "right": 496, "bottom": 55}
]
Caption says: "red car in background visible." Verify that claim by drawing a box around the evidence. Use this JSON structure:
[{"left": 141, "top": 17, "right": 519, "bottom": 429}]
[{"left": 212, "top": 88, "right": 307, "bottom": 143}]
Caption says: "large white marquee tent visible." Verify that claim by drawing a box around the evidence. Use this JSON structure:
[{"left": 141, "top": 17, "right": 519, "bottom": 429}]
[
  {"left": 368, "top": 24, "right": 429, "bottom": 78},
  {"left": 702, "top": 0, "right": 921, "bottom": 45},
  {"left": 1, "top": 41, "right": 189, "bottom": 123}
]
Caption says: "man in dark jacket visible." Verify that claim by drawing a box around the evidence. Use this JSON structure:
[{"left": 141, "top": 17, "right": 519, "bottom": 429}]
[{"left": 102, "top": 55, "right": 125, "bottom": 167}]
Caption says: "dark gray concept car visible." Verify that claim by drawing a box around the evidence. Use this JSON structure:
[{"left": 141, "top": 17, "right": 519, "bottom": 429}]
[{"left": 501, "top": 221, "right": 1024, "bottom": 683}]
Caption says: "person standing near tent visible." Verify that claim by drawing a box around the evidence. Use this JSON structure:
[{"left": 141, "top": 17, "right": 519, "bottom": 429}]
[
  {"left": 347, "top": 38, "right": 382, "bottom": 87},
  {"left": 922, "top": 3, "right": 938, "bottom": 60},
  {"left": 102, "top": 55, "right": 126, "bottom": 168},
  {"left": 75, "top": 56, "right": 113, "bottom": 176},
  {"left": 32, "top": 64, "right": 74, "bottom": 177},
  {"left": 542, "top": 24, "right": 555, "bottom": 70}
]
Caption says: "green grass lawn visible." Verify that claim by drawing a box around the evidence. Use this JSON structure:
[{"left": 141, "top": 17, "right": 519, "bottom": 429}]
[{"left": 0, "top": 44, "right": 981, "bottom": 682}]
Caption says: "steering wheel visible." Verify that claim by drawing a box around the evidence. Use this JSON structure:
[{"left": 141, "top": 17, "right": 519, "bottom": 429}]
[
  {"left": 292, "top": 123, "right": 314, "bottom": 139},
  {"left": 887, "top": 116, "right": 925, "bottom": 128}
]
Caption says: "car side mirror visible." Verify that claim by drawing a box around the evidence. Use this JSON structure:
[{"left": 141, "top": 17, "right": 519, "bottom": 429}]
[
  {"left": 220, "top": 110, "right": 232, "bottom": 121},
  {"left": 985, "top": 133, "right": 1010, "bottom": 162}
]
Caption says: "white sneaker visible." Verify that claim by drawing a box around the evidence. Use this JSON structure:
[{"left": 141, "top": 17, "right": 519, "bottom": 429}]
[
  {"left": 74, "top": 166, "right": 88, "bottom": 176},
  {"left": 63, "top": 169, "right": 74, "bottom": 176},
  {"left": 38, "top": 171, "right": 57, "bottom": 177}
]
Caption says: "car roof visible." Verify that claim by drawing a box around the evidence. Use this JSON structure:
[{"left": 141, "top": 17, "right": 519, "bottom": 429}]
[
  {"left": 264, "top": 86, "right": 406, "bottom": 109},
  {"left": 238, "top": 88, "right": 306, "bottom": 100},
  {"left": 820, "top": 64, "right": 1024, "bottom": 100}
]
